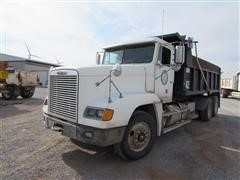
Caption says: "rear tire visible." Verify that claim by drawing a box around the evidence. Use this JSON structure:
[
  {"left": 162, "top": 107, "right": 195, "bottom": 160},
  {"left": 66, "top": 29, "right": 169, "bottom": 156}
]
[
  {"left": 222, "top": 89, "right": 230, "bottom": 98},
  {"left": 212, "top": 96, "right": 219, "bottom": 117},
  {"left": 200, "top": 97, "right": 212, "bottom": 121},
  {"left": 2, "top": 86, "right": 14, "bottom": 100},
  {"left": 21, "top": 87, "right": 35, "bottom": 98},
  {"left": 115, "top": 110, "right": 156, "bottom": 160}
]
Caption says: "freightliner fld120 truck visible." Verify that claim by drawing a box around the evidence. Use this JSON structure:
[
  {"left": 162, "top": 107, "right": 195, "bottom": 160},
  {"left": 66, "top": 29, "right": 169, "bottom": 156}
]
[{"left": 42, "top": 33, "right": 221, "bottom": 160}]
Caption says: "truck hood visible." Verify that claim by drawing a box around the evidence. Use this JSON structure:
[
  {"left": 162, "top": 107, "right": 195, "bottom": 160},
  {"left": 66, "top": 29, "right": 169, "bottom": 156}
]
[
  {"left": 52, "top": 64, "right": 149, "bottom": 77},
  {"left": 77, "top": 65, "right": 146, "bottom": 77},
  {"left": 49, "top": 64, "right": 155, "bottom": 124},
  {"left": 78, "top": 65, "right": 115, "bottom": 76}
]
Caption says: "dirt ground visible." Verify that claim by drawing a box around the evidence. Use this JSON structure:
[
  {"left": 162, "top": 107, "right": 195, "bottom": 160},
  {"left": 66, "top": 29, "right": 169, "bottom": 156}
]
[{"left": 1, "top": 88, "right": 240, "bottom": 179}]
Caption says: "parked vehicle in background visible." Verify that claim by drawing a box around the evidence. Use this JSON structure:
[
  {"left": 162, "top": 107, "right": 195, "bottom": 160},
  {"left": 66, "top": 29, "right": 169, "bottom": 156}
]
[
  {"left": 221, "top": 72, "right": 240, "bottom": 98},
  {"left": 0, "top": 61, "right": 39, "bottom": 100},
  {"left": 43, "top": 33, "right": 221, "bottom": 160}
]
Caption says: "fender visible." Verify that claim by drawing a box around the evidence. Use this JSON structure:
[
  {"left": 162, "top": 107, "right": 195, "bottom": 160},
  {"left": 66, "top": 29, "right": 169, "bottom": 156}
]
[{"left": 87, "top": 93, "right": 162, "bottom": 132}]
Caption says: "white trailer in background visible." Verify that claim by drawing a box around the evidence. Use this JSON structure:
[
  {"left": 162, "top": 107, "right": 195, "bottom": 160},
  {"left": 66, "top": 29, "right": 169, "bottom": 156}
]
[{"left": 221, "top": 72, "right": 240, "bottom": 98}]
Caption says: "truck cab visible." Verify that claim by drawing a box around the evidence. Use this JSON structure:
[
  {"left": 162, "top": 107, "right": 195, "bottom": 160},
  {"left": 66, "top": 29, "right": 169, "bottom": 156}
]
[{"left": 43, "top": 33, "right": 221, "bottom": 160}]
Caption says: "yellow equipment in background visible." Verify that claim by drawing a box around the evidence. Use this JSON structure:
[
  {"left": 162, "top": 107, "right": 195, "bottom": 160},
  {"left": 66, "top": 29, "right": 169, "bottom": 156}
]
[
  {"left": 0, "top": 61, "right": 8, "bottom": 80},
  {"left": 0, "top": 61, "right": 39, "bottom": 100},
  {"left": 0, "top": 70, "right": 8, "bottom": 80}
]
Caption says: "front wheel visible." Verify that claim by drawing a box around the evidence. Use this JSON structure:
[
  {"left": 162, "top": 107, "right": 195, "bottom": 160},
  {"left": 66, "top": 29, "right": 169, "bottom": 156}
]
[{"left": 115, "top": 110, "right": 156, "bottom": 160}]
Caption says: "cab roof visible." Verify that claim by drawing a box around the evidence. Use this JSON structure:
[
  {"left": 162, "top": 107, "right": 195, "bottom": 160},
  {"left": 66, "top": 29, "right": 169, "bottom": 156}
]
[
  {"left": 102, "top": 32, "right": 186, "bottom": 50},
  {"left": 102, "top": 37, "right": 168, "bottom": 50}
]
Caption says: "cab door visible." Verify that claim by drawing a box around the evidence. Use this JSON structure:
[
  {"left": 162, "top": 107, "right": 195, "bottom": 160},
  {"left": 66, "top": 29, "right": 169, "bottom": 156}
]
[{"left": 155, "top": 44, "right": 175, "bottom": 103}]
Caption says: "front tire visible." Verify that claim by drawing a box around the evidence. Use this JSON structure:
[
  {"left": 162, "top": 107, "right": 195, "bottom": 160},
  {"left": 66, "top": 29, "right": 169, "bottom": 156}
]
[{"left": 115, "top": 111, "right": 156, "bottom": 160}]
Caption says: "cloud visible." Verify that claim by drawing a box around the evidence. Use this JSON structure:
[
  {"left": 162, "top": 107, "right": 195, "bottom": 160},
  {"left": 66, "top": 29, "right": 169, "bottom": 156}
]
[
  {"left": 2, "top": 2, "right": 104, "bottom": 66},
  {"left": 89, "top": 2, "right": 239, "bottom": 76},
  {"left": 2, "top": 2, "right": 239, "bottom": 77}
]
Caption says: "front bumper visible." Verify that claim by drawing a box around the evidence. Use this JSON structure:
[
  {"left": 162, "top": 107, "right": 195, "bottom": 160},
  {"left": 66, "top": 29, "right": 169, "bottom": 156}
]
[{"left": 43, "top": 113, "right": 126, "bottom": 147}]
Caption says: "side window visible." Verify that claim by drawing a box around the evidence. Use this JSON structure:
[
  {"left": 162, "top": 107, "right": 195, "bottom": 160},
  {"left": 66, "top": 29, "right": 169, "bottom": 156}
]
[{"left": 158, "top": 46, "right": 171, "bottom": 65}]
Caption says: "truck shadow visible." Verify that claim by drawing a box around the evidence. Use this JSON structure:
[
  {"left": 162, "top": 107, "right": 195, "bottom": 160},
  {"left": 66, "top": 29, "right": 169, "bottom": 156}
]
[
  {"left": 61, "top": 131, "right": 193, "bottom": 179},
  {"left": 61, "top": 114, "right": 240, "bottom": 179},
  {"left": 61, "top": 143, "right": 130, "bottom": 179},
  {"left": 62, "top": 141, "right": 121, "bottom": 162}
]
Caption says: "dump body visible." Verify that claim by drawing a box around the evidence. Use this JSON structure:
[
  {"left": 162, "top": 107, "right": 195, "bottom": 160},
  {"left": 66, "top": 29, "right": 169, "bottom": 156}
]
[
  {"left": 158, "top": 33, "right": 221, "bottom": 100},
  {"left": 173, "top": 55, "right": 221, "bottom": 99},
  {"left": 6, "top": 71, "right": 39, "bottom": 86}
]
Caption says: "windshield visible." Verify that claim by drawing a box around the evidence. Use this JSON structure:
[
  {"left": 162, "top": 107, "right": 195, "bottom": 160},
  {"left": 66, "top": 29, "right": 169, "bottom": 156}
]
[{"left": 103, "top": 43, "right": 155, "bottom": 65}]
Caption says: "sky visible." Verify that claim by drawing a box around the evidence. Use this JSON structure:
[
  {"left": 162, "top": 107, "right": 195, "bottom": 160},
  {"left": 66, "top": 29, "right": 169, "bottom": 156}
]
[{"left": 1, "top": 1, "right": 239, "bottom": 78}]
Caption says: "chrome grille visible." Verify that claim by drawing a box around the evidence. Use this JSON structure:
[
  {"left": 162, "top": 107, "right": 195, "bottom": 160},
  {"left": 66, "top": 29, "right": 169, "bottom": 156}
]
[{"left": 49, "top": 74, "right": 78, "bottom": 122}]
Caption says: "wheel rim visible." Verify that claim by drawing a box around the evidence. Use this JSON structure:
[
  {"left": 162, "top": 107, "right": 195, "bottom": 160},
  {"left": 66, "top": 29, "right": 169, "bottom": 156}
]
[{"left": 127, "top": 122, "right": 151, "bottom": 152}]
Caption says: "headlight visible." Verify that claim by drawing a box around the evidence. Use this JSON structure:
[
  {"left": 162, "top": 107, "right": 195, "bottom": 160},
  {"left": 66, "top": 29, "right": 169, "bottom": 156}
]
[{"left": 84, "top": 107, "right": 114, "bottom": 121}]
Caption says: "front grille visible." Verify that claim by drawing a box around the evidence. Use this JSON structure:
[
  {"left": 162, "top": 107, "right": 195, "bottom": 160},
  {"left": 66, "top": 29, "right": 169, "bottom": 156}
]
[{"left": 49, "top": 74, "right": 78, "bottom": 122}]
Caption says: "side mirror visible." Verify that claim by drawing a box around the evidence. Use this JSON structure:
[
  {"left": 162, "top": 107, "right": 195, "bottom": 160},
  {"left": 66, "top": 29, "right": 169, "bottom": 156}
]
[
  {"left": 96, "top": 52, "right": 101, "bottom": 65},
  {"left": 175, "top": 45, "right": 185, "bottom": 64},
  {"left": 112, "top": 63, "right": 122, "bottom": 77}
]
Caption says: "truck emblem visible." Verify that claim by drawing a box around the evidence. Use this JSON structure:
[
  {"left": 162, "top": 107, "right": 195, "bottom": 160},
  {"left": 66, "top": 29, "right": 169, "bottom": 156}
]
[
  {"left": 161, "top": 70, "right": 168, "bottom": 85},
  {"left": 57, "top": 71, "right": 67, "bottom": 75}
]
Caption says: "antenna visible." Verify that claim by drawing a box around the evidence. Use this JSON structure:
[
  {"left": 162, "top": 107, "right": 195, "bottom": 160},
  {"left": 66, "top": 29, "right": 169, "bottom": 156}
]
[
  {"left": 161, "top": 9, "right": 165, "bottom": 39},
  {"left": 25, "top": 42, "right": 41, "bottom": 59}
]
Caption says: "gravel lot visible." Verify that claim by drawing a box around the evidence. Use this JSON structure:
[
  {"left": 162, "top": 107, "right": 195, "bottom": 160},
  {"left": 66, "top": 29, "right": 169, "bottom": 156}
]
[{"left": 1, "top": 88, "right": 240, "bottom": 179}]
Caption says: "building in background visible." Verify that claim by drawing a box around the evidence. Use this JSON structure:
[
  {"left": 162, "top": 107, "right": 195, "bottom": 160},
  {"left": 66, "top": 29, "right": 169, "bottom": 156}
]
[{"left": 0, "top": 53, "right": 60, "bottom": 87}]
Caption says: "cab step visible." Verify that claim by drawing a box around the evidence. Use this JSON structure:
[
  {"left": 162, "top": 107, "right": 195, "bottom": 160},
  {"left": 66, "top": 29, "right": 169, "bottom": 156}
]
[{"left": 163, "top": 119, "right": 191, "bottom": 134}]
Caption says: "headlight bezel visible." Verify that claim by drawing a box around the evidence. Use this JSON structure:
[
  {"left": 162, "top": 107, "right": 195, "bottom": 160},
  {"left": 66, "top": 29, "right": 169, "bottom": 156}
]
[{"left": 84, "top": 106, "right": 114, "bottom": 121}]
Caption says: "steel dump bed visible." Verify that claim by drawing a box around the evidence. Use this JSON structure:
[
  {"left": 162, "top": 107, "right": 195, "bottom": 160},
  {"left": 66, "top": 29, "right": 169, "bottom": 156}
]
[
  {"left": 159, "top": 33, "right": 221, "bottom": 99},
  {"left": 173, "top": 55, "right": 221, "bottom": 99}
]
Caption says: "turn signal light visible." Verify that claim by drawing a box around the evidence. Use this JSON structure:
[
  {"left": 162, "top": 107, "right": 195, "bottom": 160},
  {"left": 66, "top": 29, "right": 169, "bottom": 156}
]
[{"left": 102, "top": 109, "right": 114, "bottom": 121}]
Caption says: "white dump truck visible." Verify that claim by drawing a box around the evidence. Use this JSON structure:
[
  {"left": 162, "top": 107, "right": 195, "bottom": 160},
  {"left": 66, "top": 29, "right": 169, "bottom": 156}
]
[
  {"left": 42, "top": 33, "right": 221, "bottom": 159},
  {"left": 0, "top": 62, "right": 39, "bottom": 100}
]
